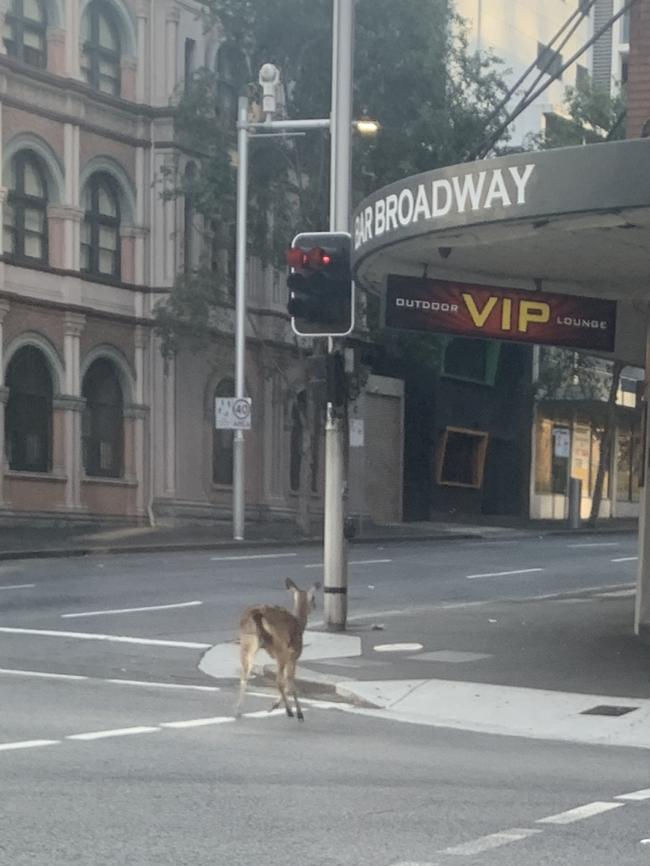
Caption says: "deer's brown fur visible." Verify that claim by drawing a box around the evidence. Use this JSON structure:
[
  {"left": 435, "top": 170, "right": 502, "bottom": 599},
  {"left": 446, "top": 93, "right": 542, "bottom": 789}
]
[{"left": 235, "top": 578, "right": 320, "bottom": 721}]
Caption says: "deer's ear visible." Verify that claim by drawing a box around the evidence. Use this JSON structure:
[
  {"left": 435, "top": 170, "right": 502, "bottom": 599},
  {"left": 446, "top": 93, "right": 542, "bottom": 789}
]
[{"left": 285, "top": 577, "right": 298, "bottom": 592}]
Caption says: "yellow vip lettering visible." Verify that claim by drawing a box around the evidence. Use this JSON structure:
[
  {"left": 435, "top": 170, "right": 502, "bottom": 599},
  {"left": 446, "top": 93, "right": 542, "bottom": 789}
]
[
  {"left": 518, "top": 300, "right": 550, "bottom": 333},
  {"left": 461, "top": 293, "right": 498, "bottom": 328}
]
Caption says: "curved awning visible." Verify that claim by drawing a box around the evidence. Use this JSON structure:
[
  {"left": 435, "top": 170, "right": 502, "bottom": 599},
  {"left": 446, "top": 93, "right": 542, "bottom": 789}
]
[{"left": 352, "top": 139, "right": 650, "bottom": 365}]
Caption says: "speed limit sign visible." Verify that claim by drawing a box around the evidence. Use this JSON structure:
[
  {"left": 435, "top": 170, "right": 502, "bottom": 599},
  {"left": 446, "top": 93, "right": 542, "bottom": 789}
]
[{"left": 215, "top": 397, "right": 252, "bottom": 430}]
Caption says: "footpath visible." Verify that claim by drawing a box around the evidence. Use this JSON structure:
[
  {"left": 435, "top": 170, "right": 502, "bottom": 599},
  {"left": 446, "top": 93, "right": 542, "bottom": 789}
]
[{"left": 0, "top": 514, "right": 637, "bottom": 560}]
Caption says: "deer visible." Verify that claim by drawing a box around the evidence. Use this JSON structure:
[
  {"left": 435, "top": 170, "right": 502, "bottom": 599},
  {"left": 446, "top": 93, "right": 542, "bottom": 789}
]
[{"left": 235, "top": 578, "right": 320, "bottom": 721}]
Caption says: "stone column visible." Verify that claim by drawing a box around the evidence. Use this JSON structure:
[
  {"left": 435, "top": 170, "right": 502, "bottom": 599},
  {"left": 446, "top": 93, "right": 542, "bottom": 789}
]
[
  {"left": 47, "top": 28, "right": 66, "bottom": 76},
  {"left": 0, "top": 298, "right": 11, "bottom": 507},
  {"left": 62, "top": 312, "right": 86, "bottom": 510},
  {"left": 65, "top": 0, "right": 81, "bottom": 79},
  {"left": 165, "top": 8, "right": 180, "bottom": 103},
  {"left": 135, "top": 1, "right": 150, "bottom": 103},
  {"left": 120, "top": 57, "right": 138, "bottom": 102}
]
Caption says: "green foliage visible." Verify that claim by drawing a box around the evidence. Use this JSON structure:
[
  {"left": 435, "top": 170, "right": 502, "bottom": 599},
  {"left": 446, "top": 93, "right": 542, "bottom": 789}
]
[{"left": 531, "top": 76, "right": 626, "bottom": 150}]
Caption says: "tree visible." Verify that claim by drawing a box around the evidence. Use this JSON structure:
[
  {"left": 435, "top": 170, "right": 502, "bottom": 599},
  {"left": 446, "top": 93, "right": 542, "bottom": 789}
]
[{"left": 154, "top": 0, "right": 512, "bottom": 529}]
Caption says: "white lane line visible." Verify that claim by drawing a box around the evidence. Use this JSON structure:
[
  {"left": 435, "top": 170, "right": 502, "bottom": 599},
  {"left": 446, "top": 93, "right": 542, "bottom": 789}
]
[
  {"left": 209, "top": 553, "right": 298, "bottom": 562},
  {"left": 615, "top": 788, "right": 650, "bottom": 801},
  {"left": 160, "top": 717, "right": 234, "bottom": 729},
  {"left": 0, "top": 668, "right": 218, "bottom": 691},
  {"left": 0, "top": 583, "right": 35, "bottom": 590},
  {"left": 536, "top": 802, "right": 624, "bottom": 825},
  {"left": 0, "top": 627, "right": 210, "bottom": 649},
  {"left": 305, "top": 558, "right": 392, "bottom": 569},
  {"left": 568, "top": 542, "right": 621, "bottom": 548},
  {"left": 243, "top": 709, "right": 292, "bottom": 719},
  {"left": 67, "top": 726, "right": 161, "bottom": 741},
  {"left": 62, "top": 600, "right": 203, "bottom": 619},
  {"left": 442, "top": 828, "right": 541, "bottom": 856},
  {"left": 0, "top": 739, "right": 59, "bottom": 751},
  {"left": 466, "top": 568, "right": 543, "bottom": 580},
  {"left": 611, "top": 556, "right": 638, "bottom": 563}
]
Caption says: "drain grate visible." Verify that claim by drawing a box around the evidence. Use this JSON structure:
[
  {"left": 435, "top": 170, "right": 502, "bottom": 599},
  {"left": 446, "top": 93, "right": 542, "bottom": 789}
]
[{"left": 581, "top": 705, "right": 639, "bottom": 717}]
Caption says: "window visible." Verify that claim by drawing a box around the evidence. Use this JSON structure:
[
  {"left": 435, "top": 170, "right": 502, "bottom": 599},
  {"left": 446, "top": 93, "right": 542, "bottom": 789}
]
[
  {"left": 82, "top": 359, "right": 124, "bottom": 478},
  {"left": 576, "top": 64, "right": 590, "bottom": 89},
  {"left": 289, "top": 392, "right": 306, "bottom": 492},
  {"left": 183, "top": 163, "right": 196, "bottom": 274},
  {"left": 4, "top": 151, "right": 48, "bottom": 263},
  {"left": 622, "top": 8, "right": 630, "bottom": 43},
  {"left": 4, "top": 0, "right": 47, "bottom": 67},
  {"left": 443, "top": 338, "right": 500, "bottom": 385},
  {"left": 5, "top": 346, "right": 53, "bottom": 473},
  {"left": 436, "top": 426, "right": 489, "bottom": 489},
  {"left": 213, "top": 378, "right": 234, "bottom": 485},
  {"left": 184, "top": 38, "right": 196, "bottom": 90},
  {"left": 81, "top": 174, "right": 121, "bottom": 279},
  {"left": 216, "top": 44, "right": 241, "bottom": 125},
  {"left": 537, "top": 42, "right": 563, "bottom": 79},
  {"left": 81, "top": 1, "right": 121, "bottom": 96}
]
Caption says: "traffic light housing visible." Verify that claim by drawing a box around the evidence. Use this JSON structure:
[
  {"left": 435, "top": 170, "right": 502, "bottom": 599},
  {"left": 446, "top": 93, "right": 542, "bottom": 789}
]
[{"left": 286, "top": 232, "right": 354, "bottom": 337}]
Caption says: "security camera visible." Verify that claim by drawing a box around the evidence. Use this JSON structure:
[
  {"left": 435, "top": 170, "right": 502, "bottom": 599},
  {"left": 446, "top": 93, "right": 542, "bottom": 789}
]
[{"left": 259, "top": 63, "right": 281, "bottom": 119}]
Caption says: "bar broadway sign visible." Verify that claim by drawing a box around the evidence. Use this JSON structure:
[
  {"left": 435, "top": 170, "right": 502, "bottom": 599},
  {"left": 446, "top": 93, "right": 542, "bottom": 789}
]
[{"left": 386, "top": 275, "right": 617, "bottom": 351}]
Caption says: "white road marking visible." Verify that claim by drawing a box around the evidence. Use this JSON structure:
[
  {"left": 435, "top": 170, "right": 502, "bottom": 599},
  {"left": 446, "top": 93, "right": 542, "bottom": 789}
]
[
  {"left": 374, "top": 642, "right": 423, "bottom": 653},
  {"left": 442, "top": 828, "right": 541, "bottom": 855},
  {"left": 0, "top": 583, "right": 34, "bottom": 590},
  {"left": 597, "top": 589, "right": 635, "bottom": 598},
  {"left": 242, "top": 709, "right": 291, "bottom": 719},
  {"left": 67, "top": 726, "right": 161, "bottom": 741},
  {"left": 160, "top": 717, "right": 234, "bottom": 729},
  {"left": 568, "top": 542, "right": 621, "bottom": 548},
  {"left": 0, "top": 668, "right": 219, "bottom": 691},
  {"left": 209, "top": 553, "right": 298, "bottom": 561},
  {"left": 611, "top": 556, "right": 638, "bottom": 563},
  {"left": 615, "top": 788, "right": 650, "bottom": 801},
  {"left": 0, "top": 739, "right": 59, "bottom": 751},
  {"left": 62, "top": 600, "right": 203, "bottom": 619},
  {"left": 305, "top": 558, "right": 392, "bottom": 569},
  {"left": 466, "top": 568, "right": 543, "bottom": 580},
  {"left": 536, "top": 802, "right": 624, "bottom": 824},
  {"left": 0, "top": 627, "right": 210, "bottom": 649}
]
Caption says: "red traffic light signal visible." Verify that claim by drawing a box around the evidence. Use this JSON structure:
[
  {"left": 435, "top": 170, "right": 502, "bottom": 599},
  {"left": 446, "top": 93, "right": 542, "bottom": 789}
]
[{"left": 286, "top": 232, "right": 353, "bottom": 337}]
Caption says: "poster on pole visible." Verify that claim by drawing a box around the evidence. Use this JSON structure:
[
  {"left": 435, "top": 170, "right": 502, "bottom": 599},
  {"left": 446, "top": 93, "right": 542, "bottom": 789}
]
[
  {"left": 350, "top": 418, "right": 365, "bottom": 448},
  {"left": 215, "top": 397, "right": 252, "bottom": 430},
  {"left": 553, "top": 427, "right": 571, "bottom": 459}
]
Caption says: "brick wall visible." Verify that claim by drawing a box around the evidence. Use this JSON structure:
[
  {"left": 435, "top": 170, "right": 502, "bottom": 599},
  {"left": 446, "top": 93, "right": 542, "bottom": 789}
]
[{"left": 626, "top": 0, "right": 650, "bottom": 137}]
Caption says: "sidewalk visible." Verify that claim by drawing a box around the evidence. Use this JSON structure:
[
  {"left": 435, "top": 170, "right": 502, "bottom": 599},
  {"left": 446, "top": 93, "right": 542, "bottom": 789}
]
[{"left": 0, "top": 515, "right": 637, "bottom": 561}]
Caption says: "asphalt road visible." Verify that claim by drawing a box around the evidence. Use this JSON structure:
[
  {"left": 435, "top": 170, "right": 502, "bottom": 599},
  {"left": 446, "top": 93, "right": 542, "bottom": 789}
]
[{"left": 1, "top": 532, "right": 647, "bottom": 865}]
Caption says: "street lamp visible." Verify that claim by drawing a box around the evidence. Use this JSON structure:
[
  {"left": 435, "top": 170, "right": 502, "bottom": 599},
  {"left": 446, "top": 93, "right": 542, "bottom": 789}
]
[{"left": 354, "top": 115, "right": 380, "bottom": 137}]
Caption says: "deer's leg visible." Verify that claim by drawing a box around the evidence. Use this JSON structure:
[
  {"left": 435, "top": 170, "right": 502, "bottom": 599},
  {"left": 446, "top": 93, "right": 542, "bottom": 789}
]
[
  {"left": 235, "top": 636, "right": 257, "bottom": 718},
  {"left": 270, "top": 662, "right": 293, "bottom": 717},
  {"left": 286, "top": 658, "right": 304, "bottom": 721}
]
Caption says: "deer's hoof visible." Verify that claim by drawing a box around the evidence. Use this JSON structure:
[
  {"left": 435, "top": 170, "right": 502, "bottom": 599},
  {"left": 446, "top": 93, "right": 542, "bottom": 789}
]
[{"left": 297, "top": 711, "right": 305, "bottom": 722}]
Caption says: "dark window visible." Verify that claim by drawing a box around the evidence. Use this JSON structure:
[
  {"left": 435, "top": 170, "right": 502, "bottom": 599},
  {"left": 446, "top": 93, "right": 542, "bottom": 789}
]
[
  {"left": 183, "top": 162, "right": 196, "bottom": 274},
  {"left": 621, "top": 58, "right": 629, "bottom": 85},
  {"left": 4, "top": 0, "right": 47, "bottom": 67},
  {"left": 290, "top": 392, "right": 306, "bottom": 492},
  {"left": 437, "top": 427, "right": 489, "bottom": 489},
  {"left": 81, "top": 1, "right": 121, "bottom": 96},
  {"left": 5, "top": 346, "right": 53, "bottom": 473},
  {"left": 81, "top": 173, "right": 121, "bottom": 279},
  {"left": 216, "top": 44, "right": 241, "bottom": 125},
  {"left": 213, "top": 378, "right": 234, "bottom": 485},
  {"left": 4, "top": 151, "right": 48, "bottom": 263},
  {"left": 576, "top": 63, "right": 590, "bottom": 89},
  {"left": 82, "top": 359, "right": 124, "bottom": 478},
  {"left": 537, "top": 42, "right": 563, "bottom": 79},
  {"left": 184, "top": 38, "right": 196, "bottom": 90}
]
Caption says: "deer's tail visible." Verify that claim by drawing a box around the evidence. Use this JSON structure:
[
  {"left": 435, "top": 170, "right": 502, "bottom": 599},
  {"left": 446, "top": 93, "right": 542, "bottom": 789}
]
[{"left": 251, "top": 610, "right": 276, "bottom": 647}]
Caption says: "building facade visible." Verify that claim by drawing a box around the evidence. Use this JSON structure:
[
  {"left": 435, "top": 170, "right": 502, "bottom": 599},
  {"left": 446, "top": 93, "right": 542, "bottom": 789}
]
[{"left": 0, "top": 0, "right": 403, "bottom": 527}]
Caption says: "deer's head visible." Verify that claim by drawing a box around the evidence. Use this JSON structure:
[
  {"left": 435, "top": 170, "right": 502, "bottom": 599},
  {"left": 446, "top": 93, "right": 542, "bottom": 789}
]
[{"left": 285, "top": 577, "right": 320, "bottom": 626}]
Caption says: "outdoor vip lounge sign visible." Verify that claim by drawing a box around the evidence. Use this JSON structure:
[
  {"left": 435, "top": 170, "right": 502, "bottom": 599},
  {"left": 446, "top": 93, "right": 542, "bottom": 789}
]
[{"left": 386, "top": 275, "right": 617, "bottom": 351}]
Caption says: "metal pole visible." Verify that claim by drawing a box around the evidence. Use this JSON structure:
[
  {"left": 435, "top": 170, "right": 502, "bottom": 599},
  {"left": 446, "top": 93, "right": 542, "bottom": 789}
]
[
  {"left": 233, "top": 95, "right": 249, "bottom": 541},
  {"left": 324, "top": 0, "right": 354, "bottom": 630}
]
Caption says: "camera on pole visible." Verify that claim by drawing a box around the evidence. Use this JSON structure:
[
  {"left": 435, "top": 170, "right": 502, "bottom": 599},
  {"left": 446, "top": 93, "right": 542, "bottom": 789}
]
[{"left": 286, "top": 232, "right": 354, "bottom": 337}]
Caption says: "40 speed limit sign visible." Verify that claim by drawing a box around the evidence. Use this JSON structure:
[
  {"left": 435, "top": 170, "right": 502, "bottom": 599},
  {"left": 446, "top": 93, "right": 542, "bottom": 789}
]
[{"left": 215, "top": 397, "right": 252, "bottom": 430}]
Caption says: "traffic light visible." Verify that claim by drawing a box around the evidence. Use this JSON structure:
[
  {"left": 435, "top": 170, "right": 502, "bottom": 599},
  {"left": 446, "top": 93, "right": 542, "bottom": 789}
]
[{"left": 286, "top": 232, "right": 354, "bottom": 337}]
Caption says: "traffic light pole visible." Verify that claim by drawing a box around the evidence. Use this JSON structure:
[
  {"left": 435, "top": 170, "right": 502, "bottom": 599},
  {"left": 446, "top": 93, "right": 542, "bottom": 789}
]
[{"left": 323, "top": 0, "right": 355, "bottom": 631}]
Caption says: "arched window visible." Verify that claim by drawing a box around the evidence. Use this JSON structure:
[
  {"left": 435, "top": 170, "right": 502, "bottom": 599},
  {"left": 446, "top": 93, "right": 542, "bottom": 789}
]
[
  {"left": 4, "top": 0, "right": 47, "bottom": 67},
  {"left": 5, "top": 346, "right": 53, "bottom": 473},
  {"left": 3, "top": 151, "right": 48, "bottom": 263},
  {"left": 183, "top": 162, "right": 196, "bottom": 274},
  {"left": 82, "top": 358, "right": 124, "bottom": 478},
  {"left": 81, "top": 1, "right": 121, "bottom": 96},
  {"left": 216, "top": 44, "right": 241, "bottom": 126},
  {"left": 213, "top": 378, "right": 234, "bottom": 485},
  {"left": 81, "top": 173, "right": 121, "bottom": 279},
  {"left": 289, "top": 391, "right": 307, "bottom": 492}
]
